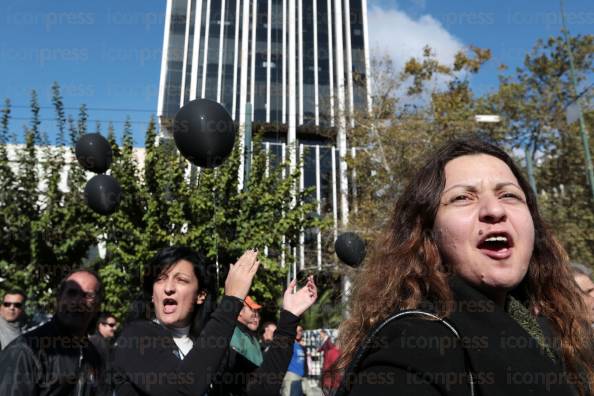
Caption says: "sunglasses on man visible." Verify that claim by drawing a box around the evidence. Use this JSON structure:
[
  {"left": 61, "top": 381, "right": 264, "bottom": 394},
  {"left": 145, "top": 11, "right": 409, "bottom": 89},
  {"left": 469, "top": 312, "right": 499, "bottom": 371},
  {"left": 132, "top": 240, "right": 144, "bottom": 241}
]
[
  {"left": 101, "top": 321, "right": 117, "bottom": 328},
  {"left": 2, "top": 302, "right": 23, "bottom": 309},
  {"left": 63, "top": 287, "right": 98, "bottom": 301}
]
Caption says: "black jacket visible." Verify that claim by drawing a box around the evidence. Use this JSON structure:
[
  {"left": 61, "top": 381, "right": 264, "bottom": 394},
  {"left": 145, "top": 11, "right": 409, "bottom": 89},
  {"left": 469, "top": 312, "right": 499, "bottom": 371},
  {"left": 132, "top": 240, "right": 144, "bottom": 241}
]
[
  {"left": 345, "top": 278, "right": 580, "bottom": 396},
  {"left": 89, "top": 332, "right": 117, "bottom": 389},
  {"left": 89, "top": 333, "right": 114, "bottom": 370},
  {"left": 210, "top": 309, "right": 299, "bottom": 396},
  {"left": 111, "top": 295, "right": 243, "bottom": 396},
  {"left": 0, "top": 319, "right": 108, "bottom": 396}
]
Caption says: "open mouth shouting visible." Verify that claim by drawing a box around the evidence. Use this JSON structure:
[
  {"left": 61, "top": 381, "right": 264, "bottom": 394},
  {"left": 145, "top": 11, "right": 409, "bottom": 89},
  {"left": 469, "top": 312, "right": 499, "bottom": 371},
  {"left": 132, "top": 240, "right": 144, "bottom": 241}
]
[
  {"left": 477, "top": 232, "right": 514, "bottom": 260},
  {"left": 163, "top": 298, "right": 178, "bottom": 314}
]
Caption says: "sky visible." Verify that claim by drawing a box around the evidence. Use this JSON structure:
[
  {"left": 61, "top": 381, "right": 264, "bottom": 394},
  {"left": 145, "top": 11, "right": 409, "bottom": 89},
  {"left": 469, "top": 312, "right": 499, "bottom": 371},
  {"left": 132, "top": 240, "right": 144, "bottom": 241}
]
[{"left": 0, "top": 0, "right": 592, "bottom": 146}]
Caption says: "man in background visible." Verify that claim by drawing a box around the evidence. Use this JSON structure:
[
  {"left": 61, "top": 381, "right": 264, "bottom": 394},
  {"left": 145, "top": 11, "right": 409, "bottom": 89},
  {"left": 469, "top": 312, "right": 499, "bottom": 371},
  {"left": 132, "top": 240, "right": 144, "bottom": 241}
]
[
  {"left": 89, "top": 312, "right": 118, "bottom": 365},
  {"left": 0, "top": 268, "right": 108, "bottom": 395},
  {"left": 318, "top": 329, "right": 341, "bottom": 393},
  {"left": 212, "top": 290, "right": 309, "bottom": 396},
  {"left": 0, "top": 288, "right": 26, "bottom": 350},
  {"left": 281, "top": 325, "right": 307, "bottom": 396}
]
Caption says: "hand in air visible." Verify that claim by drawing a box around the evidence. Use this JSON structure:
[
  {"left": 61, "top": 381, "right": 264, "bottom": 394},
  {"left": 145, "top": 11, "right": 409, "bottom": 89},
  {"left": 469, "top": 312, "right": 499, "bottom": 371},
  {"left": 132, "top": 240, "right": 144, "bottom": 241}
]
[
  {"left": 282, "top": 275, "right": 318, "bottom": 317},
  {"left": 225, "top": 249, "right": 260, "bottom": 300}
]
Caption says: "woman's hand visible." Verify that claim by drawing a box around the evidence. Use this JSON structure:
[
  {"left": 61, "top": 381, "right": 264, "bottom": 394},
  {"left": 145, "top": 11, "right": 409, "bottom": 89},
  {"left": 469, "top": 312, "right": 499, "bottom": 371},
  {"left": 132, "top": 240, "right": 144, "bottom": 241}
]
[
  {"left": 282, "top": 275, "right": 318, "bottom": 317},
  {"left": 224, "top": 249, "right": 260, "bottom": 300}
]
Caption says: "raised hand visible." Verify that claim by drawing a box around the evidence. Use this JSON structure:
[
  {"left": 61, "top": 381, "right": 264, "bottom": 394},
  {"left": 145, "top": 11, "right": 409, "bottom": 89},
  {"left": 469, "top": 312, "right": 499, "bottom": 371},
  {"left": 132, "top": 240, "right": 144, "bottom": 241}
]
[
  {"left": 282, "top": 275, "right": 318, "bottom": 317},
  {"left": 224, "top": 249, "right": 260, "bottom": 300}
]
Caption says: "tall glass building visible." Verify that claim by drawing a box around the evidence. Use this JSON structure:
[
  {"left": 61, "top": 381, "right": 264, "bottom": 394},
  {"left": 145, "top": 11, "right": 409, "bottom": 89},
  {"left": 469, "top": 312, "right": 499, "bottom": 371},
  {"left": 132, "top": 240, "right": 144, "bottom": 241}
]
[
  {"left": 156, "top": 0, "right": 371, "bottom": 271},
  {"left": 157, "top": 0, "right": 371, "bottom": 130}
]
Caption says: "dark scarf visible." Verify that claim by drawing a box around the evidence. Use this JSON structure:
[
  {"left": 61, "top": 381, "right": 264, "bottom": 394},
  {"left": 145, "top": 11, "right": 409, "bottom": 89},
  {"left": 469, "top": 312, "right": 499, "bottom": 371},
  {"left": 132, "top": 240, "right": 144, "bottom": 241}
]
[{"left": 446, "top": 277, "right": 579, "bottom": 396}]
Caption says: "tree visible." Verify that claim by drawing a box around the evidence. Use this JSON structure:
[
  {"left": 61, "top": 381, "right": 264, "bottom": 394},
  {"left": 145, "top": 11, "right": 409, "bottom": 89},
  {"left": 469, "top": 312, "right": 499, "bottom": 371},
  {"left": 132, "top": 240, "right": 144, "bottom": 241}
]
[
  {"left": 100, "top": 117, "right": 147, "bottom": 315},
  {"left": 0, "top": 91, "right": 44, "bottom": 309},
  {"left": 0, "top": 99, "right": 17, "bottom": 261},
  {"left": 0, "top": 89, "right": 324, "bottom": 319},
  {"left": 347, "top": 33, "right": 593, "bottom": 267},
  {"left": 347, "top": 46, "right": 500, "bottom": 243},
  {"left": 62, "top": 118, "right": 322, "bottom": 318},
  {"left": 494, "top": 34, "right": 594, "bottom": 265},
  {"left": 29, "top": 84, "right": 69, "bottom": 308}
]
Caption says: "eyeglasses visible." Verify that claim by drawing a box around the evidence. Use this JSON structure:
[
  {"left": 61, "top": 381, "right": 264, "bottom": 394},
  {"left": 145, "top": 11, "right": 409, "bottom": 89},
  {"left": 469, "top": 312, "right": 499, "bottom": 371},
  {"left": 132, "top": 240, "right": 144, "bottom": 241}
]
[
  {"left": 101, "top": 322, "right": 117, "bottom": 328},
  {"left": 2, "top": 302, "right": 23, "bottom": 309}
]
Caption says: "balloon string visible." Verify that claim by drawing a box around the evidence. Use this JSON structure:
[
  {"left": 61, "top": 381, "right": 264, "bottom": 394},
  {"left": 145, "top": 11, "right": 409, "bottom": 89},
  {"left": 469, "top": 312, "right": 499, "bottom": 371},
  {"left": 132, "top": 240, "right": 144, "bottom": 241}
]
[{"left": 213, "top": 168, "right": 220, "bottom": 292}]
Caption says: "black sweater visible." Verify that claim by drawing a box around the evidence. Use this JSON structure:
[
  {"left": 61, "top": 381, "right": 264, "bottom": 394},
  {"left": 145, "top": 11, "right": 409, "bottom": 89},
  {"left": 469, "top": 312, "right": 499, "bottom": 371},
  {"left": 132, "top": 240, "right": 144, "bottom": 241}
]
[{"left": 112, "top": 295, "right": 243, "bottom": 396}]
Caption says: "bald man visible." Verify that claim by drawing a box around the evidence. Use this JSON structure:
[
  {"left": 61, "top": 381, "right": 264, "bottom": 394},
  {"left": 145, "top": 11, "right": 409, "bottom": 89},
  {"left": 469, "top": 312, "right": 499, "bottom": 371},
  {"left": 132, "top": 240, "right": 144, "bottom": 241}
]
[{"left": 0, "top": 269, "right": 109, "bottom": 395}]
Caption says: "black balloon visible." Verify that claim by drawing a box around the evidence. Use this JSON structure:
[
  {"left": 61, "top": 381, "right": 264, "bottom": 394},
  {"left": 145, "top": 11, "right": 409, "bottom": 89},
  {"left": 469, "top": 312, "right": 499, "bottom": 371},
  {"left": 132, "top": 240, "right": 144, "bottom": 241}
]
[
  {"left": 335, "top": 232, "right": 366, "bottom": 267},
  {"left": 84, "top": 174, "right": 122, "bottom": 215},
  {"left": 75, "top": 133, "right": 113, "bottom": 173},
  {"left": 173, "top": 99, "right": 236, "bottom": 168}
]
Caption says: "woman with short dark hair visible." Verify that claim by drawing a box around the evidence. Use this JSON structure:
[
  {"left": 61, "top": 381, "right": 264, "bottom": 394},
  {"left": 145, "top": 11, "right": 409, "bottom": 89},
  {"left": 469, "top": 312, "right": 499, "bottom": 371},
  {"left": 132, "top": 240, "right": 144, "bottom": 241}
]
[
  {"left": 336, "top": 139, "right": 593, "bottom": 396},
  {"left": 113, "top": 246, "right": 261, "bottom": 395}
]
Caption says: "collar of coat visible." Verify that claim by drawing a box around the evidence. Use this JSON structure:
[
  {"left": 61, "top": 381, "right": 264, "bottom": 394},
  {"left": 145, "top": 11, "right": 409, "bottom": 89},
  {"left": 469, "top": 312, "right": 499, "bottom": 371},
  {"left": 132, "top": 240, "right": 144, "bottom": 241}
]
[
  {"left": 505, "top": 295, "right": 556, "bottom": 361},
  {"left": 442, "top": 277, "right": 578, "bottom": 395}
]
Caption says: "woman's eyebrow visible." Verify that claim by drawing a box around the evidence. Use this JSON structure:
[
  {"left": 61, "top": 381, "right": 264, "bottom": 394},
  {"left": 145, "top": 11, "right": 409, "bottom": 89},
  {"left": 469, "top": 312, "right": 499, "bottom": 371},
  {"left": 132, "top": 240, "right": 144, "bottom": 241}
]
[
  {"left": 494, "top": 182, "right": 522, "bottom": 190},
  {"left": 442, "top": 184, "right": 478, "bottom": 194},
  {"left": 443, "top": 182, "right": 521, "bottom": 194}
]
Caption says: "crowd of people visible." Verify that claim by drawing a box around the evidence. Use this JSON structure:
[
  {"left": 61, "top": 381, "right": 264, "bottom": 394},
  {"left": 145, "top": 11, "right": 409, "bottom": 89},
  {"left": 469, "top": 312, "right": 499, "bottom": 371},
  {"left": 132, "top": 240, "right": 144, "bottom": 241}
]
[
  {"left": 0, "top": 247, "right": 322, "bottom": 396},
  {"left": 0, "top": 138, "right": 593, "bottom": 396}
]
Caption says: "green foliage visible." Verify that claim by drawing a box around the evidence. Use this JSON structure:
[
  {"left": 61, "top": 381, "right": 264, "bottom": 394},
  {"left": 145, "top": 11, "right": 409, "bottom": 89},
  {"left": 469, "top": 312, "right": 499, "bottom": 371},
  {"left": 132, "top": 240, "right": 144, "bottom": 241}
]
[
  {"left": 0, "top": 99, "right": 17, "bottom": 262},
  {"left": 301, "top": 289, "right": 340, "bottom": 329},
  {"left": 494, "top": 34, "right": 594, "bottom": 265},
  {"left": 301, "top": 270, "right": 345, "bottom": 329},
  {"left": 348, "top": 48, "right": 504, "bottom": 242},
  {"left": 0, "top": 85, "right": 324, "bottom": 321},
  {"left": 349, "top": 33, "right": 593, "bottom": 268},
  {"left": 98, "top": 129, "right": 322, "bottom": 319}
]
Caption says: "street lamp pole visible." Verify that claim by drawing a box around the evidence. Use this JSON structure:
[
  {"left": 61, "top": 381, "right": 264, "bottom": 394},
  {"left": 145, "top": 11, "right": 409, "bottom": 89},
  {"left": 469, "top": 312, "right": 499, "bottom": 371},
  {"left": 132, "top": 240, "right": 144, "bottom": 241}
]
[
  {"left": 525, "top": 137, "right": 538, "bottom": 193},
  {"left": 560, "top": 0, "right": 594, "bottom": 201}
]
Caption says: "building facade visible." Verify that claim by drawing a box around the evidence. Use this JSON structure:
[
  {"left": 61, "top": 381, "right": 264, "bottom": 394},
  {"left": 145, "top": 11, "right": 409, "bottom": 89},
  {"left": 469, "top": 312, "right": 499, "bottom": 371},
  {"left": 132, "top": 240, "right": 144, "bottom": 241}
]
[
  {"left": 157, "top": 0, "right": 371, "bottom": 130},
  {"left": 156, "top": 0, "right": 371, "bottom": 272}
]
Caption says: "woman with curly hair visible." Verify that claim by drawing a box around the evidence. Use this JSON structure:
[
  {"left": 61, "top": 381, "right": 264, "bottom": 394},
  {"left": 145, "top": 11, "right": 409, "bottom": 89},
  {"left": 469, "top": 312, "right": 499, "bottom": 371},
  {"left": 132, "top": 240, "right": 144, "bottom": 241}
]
[{"left": 336, "top": 139, "right": 593, "bottom": 396}]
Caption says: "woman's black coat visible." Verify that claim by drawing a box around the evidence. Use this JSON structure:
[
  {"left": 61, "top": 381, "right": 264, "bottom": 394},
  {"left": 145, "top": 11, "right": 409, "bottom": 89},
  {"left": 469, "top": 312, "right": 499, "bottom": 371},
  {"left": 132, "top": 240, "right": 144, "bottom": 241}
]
[
  {"left": 346, "top": 278, "right": 580, "bottom": 396},
  {"left": 112, "top": 296, "right": 243, "bottom": 395}
]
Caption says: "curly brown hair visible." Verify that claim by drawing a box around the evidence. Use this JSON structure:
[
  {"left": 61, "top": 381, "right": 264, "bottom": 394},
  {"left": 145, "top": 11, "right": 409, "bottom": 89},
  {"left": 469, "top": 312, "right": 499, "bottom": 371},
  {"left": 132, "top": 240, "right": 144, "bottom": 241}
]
[{"left": 337, "top": 138, "right": 593, "bottom": 393}]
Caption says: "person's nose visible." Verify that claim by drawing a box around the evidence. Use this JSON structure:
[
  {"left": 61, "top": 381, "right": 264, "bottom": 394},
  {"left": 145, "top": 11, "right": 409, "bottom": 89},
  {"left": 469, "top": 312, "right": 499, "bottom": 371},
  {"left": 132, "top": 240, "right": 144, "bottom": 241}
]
[
  {"left": 478, "top": 194, "right": 506, "bottom": 224},
  {"left": 164, "top": 277, "right": 176, "bottom": 295}
]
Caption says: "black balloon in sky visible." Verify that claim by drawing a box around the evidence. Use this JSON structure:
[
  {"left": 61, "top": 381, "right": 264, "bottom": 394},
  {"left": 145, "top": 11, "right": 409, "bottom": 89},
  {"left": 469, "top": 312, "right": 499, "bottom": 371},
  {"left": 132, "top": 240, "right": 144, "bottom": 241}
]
[
  {"left": 335, "top": 232, "right": 366, "bottom": 267},
  {"left": 75, "top": 133, "right": 113, "bottom": 173},
  {"left": 173, "top": 99, "right": 236, "bottom": 168},
  {"left": 84, "top": 174, "right": 122, "bottom": 215}
]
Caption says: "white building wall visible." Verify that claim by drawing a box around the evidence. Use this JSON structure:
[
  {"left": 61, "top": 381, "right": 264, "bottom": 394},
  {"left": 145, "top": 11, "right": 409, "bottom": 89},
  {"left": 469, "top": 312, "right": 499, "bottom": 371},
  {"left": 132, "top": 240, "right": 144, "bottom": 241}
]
[{"left": 4, "top": 144, "right": 146, "bottom": 195}]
